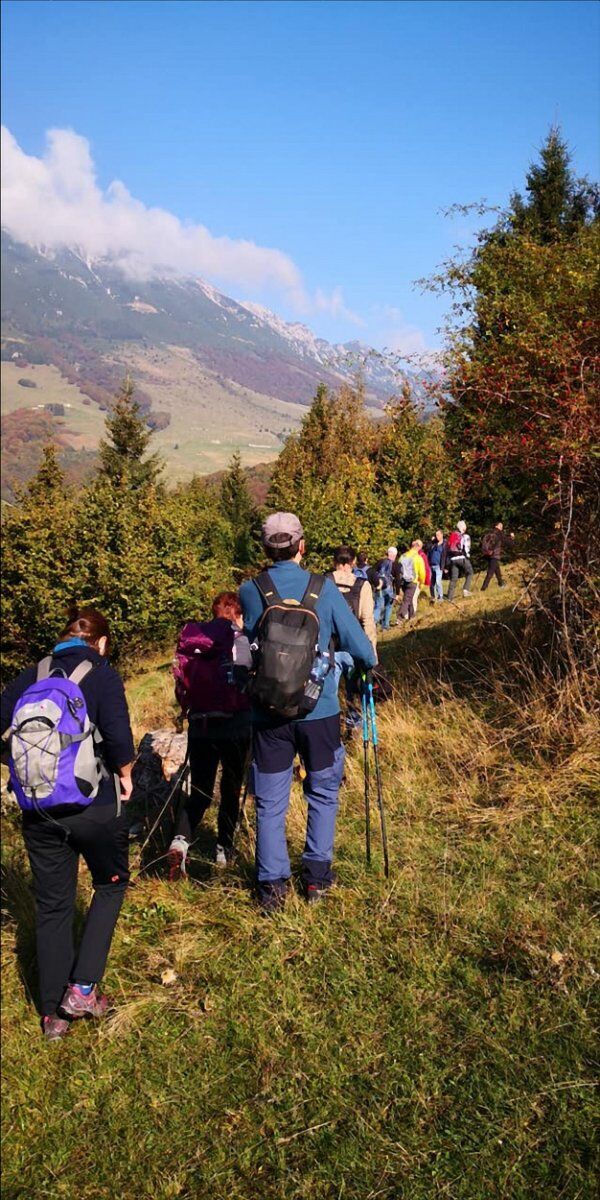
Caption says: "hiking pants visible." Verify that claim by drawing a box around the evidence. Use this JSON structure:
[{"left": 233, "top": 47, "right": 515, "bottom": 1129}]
[
  {"left": 375, "top": 590, "right": 395, "bottom": 630},
  {"left": 22, "top": 800, "right": 129, "bottom": 1016},
  {"left": 447, "top": 559, "right": 474, "bottom": 600},
  {"left": 175, "top": 732, "right": 250, "bottom": 849},
  {"left": 481, "top": 558, "right": 503, "bottom": 590},
  {"left": 430, "top": 565, "right": 444, "bottom": 600},
  {"left": 251, "top": 714, "right": 345, "bottom": 888},
  {"left": 399, "top": 582, "right": 417, "bottom": 619}
]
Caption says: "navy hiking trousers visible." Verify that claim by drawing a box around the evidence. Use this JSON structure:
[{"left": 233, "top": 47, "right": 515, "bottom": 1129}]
[
  {"left": 22, "top": 800, "right": 129, "bottom": 1015},
  {"left": 251, "top": 714, "right": 345, "bottom": 889}
]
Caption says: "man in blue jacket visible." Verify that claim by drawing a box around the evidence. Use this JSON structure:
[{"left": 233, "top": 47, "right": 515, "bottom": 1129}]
[{"left": 240, "top": 512, "right": 377, "bottom": 912}]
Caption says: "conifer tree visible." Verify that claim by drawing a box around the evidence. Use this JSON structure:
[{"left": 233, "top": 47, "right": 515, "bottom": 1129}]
[
  {"left": 510, "top": 127, "right": 599, "bottom": 243},
  {"left": 2, "top": 445, "right": 77, "bottom": 677},
  {"left": 220, "top": 451, "right": 255, "bottom": 567},
  {"left": 98, "top": 376, "right": 162, "bottom": 489}
]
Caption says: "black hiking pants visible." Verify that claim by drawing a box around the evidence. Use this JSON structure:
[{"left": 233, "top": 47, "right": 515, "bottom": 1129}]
[
  {"left": 447, "top": 559, "right": 474, "bottom": 600},
  {"left": 22, "top": 800, "right": 129, "bottom": 1016},
  {"left": 174, "top": 731, "right": 250, "bottom": 849},
  {"left": 398, "top": 582, "right": 417, "bottom": 619},
  {"left": 481, "top": 558, "right": 503, "bottom": 589}
]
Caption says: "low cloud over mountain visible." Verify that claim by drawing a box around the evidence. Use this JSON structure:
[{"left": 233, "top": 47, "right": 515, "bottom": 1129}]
[{"left": 1, "top": 125, "right": 358, "bottom": 322}]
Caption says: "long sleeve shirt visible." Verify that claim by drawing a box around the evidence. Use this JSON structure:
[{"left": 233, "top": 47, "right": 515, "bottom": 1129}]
[
  {"left": 332, "top": 569, "right": 378, "bottom": 657},
  {"left": 240, "top": 560, "right": 377, "bottom": 723},
  {"left": 1, "top": 643, "right": 135, "bottom": 807},
  {"left": 404, "top": 548, "right": 426, "bottom": 586}
]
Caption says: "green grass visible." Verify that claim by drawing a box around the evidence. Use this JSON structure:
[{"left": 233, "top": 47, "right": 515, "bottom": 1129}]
[{"left": 2, "top": 565, "right": 598, "bottom": 1199}]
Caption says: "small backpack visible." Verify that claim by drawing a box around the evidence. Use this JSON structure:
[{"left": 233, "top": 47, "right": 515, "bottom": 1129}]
[
  {"left": 481, "top": 530, "right": 497, "bottom": 558},
  {"left": 378, "top": 558, "right": 395, "bottom": 596},
  {"left": 447, "top": 531, "right": 464, "bottom": 558},
  {"left": 329, "top": 573, "right": 363, "bottom": 619},
  {"left": 248, "top": 571, "right": 326, "bottom": 719},
  {"left": 173, "top": 619, "right": 250, "bottom": 717},
  {"left": 5, "top": 658, "right": 105, "bottom": 812},
  {"left": 399, "top": 553, "right": 415, "bottom": 583}
]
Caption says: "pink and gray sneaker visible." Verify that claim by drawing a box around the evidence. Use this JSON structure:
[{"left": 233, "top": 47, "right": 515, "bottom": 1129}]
[
  {"left": 58, "top": 984, "right": 109, "bottom": 1020},
  {"left": 42, "top": 1014, "right": 71, "bottom": 1042}
]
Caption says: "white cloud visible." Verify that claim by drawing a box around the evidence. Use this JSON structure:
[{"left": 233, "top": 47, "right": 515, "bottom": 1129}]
[
  {"left": 1, "top": 125, "right": 357, "bottom": 320},
  {"left": 368, "top": 305, "right": 444, "bottom": 372},
  {"left": 315, "top": 286, "right": 364, "bottom": 327}
]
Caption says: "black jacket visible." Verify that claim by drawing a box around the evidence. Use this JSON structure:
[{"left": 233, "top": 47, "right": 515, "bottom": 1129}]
[
  {"left": 375, "top": 558, "right": 403, "bottom": 595},
  {"left": 1, "top": 644, "right": 135, "bottom": 807},
  {"left": 484, "top": 530, "right": 512, "bottom": 559}
]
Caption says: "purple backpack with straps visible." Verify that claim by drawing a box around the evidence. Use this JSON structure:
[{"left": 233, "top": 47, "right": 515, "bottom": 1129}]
[{"left": 6, "top": 657, "right": 106, "bottom": 812}]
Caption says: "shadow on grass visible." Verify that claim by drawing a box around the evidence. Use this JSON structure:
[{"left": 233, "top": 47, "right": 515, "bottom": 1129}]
[
  {"left": 1, "top": 846, "right": 88, "bottom": 1016},
  {"left": 378, "top": 595, "right": 527, "bottom": 697}
]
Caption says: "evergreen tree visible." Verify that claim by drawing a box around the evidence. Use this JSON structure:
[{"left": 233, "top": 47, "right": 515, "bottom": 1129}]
[
  {"left": 2, "top": 446, "right": 78, "bottom": 678},
  {"left": 98, "top": 376, "right": 162, "bottom": 489},
  {"left": 220, "top": 451, "right": 255, "bottom": 567},
  {"left": 510, "top": 127, "right": 598, "bottom": 242}
]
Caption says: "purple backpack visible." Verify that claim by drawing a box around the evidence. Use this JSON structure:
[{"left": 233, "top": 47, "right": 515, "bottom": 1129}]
[
  {"left": 6, "top": 657, "right": 106, "bottom": 812},
  {"left": 173, "top": 618, "right": 250, "bottom": 717}
]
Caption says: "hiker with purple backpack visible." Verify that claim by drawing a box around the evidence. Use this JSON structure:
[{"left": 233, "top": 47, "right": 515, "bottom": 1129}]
[
  {"left": 167, "top": 591, "right": 252, "bottom": 880},
  {"left": 1, "top": 607, "right": 135, "bottom": 1042}
]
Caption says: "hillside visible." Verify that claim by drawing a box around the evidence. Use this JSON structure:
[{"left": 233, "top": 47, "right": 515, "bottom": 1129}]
[
  {"left": 1, "top": 232, "right": 401, "bottom": 488},
  {"left": 2, "top": 565, "right": 597, "bottom": 1200}
]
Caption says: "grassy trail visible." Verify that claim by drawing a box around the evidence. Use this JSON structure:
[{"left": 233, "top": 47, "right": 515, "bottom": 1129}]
[{"left": 2, "top": 564, "right": 598, "bottom": 1199}]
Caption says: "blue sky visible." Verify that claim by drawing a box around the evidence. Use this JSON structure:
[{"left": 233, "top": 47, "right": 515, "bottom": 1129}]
[{"left": 2, "top": 0, "right": 598, "bottom": 352}]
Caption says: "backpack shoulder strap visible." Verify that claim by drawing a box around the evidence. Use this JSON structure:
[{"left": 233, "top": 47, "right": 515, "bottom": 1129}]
[
  {"left": 301, "top": 573, "right": 325, "bottom": 612},
  {"left": 254, "top": 570, "right": 282, "bottom": 608},
  {"left": 351, "top": 577, "right": 364, "bottom": 596},
  {"left": 36, "top": 656, "right": 53, "bottom": 682},
  {"left": 68, "top": 660, "right": 95, "bottom": 687}
]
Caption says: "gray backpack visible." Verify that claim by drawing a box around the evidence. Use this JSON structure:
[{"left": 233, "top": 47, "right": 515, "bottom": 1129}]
[{"left": 400, "top": 554, "right": 415, "bottom": 584}]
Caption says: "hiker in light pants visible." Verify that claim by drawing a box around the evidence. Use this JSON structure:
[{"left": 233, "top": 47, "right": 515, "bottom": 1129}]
[{"left": 240, "top": 513, "right": 376, "bottom": 912}]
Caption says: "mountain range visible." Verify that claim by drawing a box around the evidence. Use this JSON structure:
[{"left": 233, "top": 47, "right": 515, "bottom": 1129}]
[{"left": 1, "top": 232, "right": 401, "bottom": 494}]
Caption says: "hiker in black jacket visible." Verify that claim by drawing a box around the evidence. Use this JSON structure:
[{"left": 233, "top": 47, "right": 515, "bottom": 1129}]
[
  {"left": 481, "top": 522, "right": 515, "bottom": 590},
  {"left": 1, "top": 607, "right": 134, "bottom": 1042}
]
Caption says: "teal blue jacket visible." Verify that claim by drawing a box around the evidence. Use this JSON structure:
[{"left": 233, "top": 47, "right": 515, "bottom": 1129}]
[{"left": 240, "top": 560, "right": 377, "bottom": 722}]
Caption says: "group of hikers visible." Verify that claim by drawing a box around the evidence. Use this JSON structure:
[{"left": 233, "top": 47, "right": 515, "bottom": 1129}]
[
  {"left": 361, "top": 518, "right": 515, "bottom": 630},
  {"left": 1, "top": 511, "right": 513, "bottom": 1041}
]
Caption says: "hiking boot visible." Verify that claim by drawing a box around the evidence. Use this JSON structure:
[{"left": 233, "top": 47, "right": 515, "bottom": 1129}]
[
  {"left": 58, "top": 984, "right": 109, "bottom": 1020},
  {"left": 258, "top": 880, "right": 288, "bottom": 915},
  {"left": 42, "top": 1014, "right": 71, "bottom": 1042},
  {"left": 306, "top": 881, "right": 334, "bottom": 905},
  {"left": 167, "top": 837, "right": 189, "bottom": 881},
  {"left": 215, "top": 843, "right": 234, "bottom": 869},
  {"left": 304, "top": 868, "right": 336, "bottom": 905}
]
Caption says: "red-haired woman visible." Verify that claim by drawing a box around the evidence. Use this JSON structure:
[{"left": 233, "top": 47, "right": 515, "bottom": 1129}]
[
  {"left": 1, "top": 607, "right": 135, "bottom": 1042},
  {"left": 168, "top": 591, "right": 252, "bottom": 879}
]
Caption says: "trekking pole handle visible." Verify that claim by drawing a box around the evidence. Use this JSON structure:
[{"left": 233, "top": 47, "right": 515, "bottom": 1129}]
[{"left": 367, "top": 684, "right": 379, "bottom": 747}]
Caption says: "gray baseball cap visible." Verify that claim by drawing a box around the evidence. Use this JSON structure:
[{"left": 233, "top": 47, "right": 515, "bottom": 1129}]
[{"left": 262, "top": 511, "right": 304, "bottom": 549}]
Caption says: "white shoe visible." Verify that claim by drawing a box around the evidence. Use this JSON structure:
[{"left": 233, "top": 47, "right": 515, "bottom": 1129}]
[
  {"left": 215, "top": 844, "right": 229, "bottom": 868},
  {"left": 167, "top": 836, "right": 189, "bottom": 881},
  {"left": 463, "top": 590, "right": 473, "bottom": 597}
]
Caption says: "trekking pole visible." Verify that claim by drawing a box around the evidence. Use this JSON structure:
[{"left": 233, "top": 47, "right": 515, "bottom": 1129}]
[
  {"left": 367, "top": 682, "right": 390, "bottom": 879},
  {"left": 361, "top": 681, "right": 371, "bottom": 865}
]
